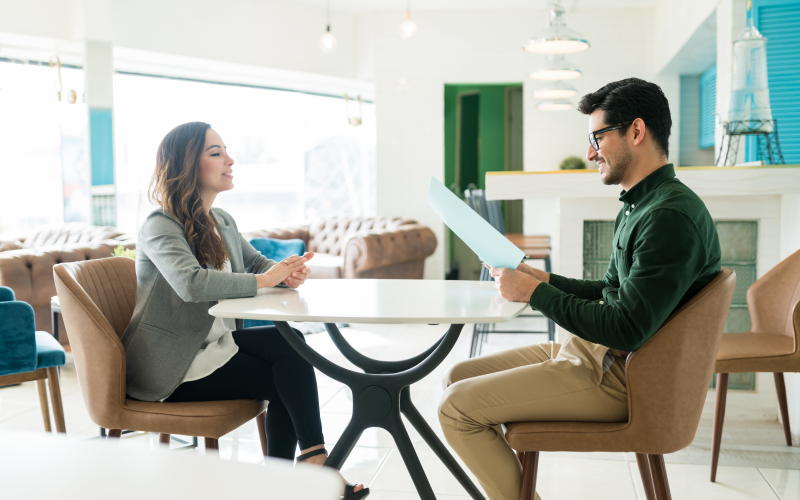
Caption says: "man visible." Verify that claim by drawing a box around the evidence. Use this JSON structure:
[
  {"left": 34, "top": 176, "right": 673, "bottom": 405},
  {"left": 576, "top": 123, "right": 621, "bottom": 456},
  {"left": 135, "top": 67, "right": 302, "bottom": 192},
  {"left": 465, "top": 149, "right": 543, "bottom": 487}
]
[{"left": 438, "top": 78, "right": 721, "bottom": 500}]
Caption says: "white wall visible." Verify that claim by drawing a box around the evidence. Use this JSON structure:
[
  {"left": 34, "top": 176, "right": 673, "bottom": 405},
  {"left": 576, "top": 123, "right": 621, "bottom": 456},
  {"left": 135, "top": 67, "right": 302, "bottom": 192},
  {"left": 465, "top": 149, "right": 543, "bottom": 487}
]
[
  {"left": 652, "top": 0, "right": 720, "bottom": 75},
  {"left": 356, "top": 8, "right": 679, "bottom": 279},
  {"left": 0, "top": 0, "right": 357, "bottom": 79}
]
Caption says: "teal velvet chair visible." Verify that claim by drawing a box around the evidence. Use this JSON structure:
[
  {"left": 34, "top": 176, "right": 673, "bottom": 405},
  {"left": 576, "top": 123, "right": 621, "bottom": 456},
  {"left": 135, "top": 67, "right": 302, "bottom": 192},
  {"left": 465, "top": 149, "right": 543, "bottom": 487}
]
[
  {"left": 0, "top": 286, "right": 67, "bottom": 432},
  {"left": 244, "top": 238, "right": 306, "bottom": 329}
]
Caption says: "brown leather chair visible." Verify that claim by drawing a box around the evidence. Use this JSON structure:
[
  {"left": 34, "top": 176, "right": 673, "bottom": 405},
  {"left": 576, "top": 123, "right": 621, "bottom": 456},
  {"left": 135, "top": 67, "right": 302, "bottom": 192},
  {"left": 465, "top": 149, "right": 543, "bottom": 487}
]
[
  {"left": 711, "top": 249, "right": 800, "bottom": 482},
  {"left": 505, "top": 268, "right": 736, "bottom": 500},
  {"left": 53, "top": 257, "right": 268, "bottom": 453}
]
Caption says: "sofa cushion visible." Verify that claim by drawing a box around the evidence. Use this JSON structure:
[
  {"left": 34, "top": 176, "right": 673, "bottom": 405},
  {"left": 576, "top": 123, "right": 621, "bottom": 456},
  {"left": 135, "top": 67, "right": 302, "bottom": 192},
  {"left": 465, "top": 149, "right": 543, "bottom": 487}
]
[
  {"left": 249, "top": 238, "right": 306, "bottom": 262},
  {"left": 308, "top": 253, "right": 343, "bottom": 279},
  {"left": 35, "top": 330, "right": 66, "bottom": 369}
]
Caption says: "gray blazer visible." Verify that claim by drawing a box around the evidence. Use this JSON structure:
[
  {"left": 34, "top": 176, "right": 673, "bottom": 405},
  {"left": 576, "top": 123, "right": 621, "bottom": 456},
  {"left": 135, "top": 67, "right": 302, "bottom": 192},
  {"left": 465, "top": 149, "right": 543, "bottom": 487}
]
[{"left": 121, "top": 207, "right": 277, "bottom": 401}]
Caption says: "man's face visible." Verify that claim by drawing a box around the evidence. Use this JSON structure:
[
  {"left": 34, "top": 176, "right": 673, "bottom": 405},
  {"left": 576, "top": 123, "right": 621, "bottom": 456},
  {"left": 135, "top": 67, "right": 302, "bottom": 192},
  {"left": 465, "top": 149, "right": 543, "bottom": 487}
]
[{"left": 586, "top": 109, "right": 632, "bottom": 186}]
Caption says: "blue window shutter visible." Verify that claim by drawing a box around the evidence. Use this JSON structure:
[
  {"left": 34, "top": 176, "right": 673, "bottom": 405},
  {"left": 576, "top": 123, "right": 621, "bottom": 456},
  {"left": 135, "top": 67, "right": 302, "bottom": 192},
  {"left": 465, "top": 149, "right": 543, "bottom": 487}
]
[
  {"left": 699, "top": 65, "right": 716, "bottom": 150},
  {"left": 752, "top": 0, "right": 800, "bottom": 164}
]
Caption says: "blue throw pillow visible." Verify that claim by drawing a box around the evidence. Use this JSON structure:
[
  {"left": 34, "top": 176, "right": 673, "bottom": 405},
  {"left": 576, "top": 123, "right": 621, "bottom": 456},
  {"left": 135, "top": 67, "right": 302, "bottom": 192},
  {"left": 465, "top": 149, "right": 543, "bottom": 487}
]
[
  {"left": 249, "top": 238, "right": 306, "bottom": 262},
  {"left": 244, "top": 238, "right": 307, "bottom": 328}
]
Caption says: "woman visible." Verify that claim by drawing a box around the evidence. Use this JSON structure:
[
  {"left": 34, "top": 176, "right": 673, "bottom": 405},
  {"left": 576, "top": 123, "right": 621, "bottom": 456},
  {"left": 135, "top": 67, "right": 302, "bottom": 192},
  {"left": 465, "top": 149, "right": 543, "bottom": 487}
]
[{"left": 120, "top": 121, "right": 367, "bottom": 499}]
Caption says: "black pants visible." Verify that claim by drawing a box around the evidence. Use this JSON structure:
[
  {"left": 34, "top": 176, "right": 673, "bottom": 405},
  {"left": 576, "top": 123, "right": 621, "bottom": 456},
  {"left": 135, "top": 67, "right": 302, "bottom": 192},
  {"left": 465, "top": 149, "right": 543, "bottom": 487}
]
[{"left": 165, "top": 327, "right": 324, "bottom": 459}]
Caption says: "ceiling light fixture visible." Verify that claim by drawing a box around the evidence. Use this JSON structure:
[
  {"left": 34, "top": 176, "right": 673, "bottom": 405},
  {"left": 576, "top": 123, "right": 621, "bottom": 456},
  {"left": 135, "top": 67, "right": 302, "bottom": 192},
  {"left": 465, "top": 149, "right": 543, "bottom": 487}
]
[
  {"left": 523, "top": 1, "right": 589, "bottom": 55},
  {"left": 399, "top": 0, "right": 418, "bottom": 40},
  {"left": 529, "top": 55, "right": 582, "bottom": 80},
  {"left": 536, "top": 99, "right": 574, "bottom": 111},
  {"left": 533, "top": 80, "right": 578, "bottom": 99},
  {"left": 319, "top": 0, "right": 337, "bottom": 54}
]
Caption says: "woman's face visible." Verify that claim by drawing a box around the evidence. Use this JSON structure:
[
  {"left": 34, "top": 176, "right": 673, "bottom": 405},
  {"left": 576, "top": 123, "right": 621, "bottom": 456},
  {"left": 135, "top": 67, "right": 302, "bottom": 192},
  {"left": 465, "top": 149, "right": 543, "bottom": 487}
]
[{"left": 197, "top": 128, "right": 234, "bottom": 196}]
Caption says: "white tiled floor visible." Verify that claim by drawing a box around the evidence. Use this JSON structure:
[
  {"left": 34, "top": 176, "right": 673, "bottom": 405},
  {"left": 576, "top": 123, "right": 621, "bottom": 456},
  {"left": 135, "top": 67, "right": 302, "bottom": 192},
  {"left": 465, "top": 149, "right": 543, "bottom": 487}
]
[{"left": 2, "top": 321, "right": 798, "bottom": 499}]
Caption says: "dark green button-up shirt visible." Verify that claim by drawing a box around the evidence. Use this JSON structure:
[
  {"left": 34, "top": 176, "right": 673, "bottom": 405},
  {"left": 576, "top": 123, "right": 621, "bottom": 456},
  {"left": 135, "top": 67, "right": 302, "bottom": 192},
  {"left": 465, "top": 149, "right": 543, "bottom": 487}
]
[{"left": 529, "top": 164, "right": 722, "bottom": 352}]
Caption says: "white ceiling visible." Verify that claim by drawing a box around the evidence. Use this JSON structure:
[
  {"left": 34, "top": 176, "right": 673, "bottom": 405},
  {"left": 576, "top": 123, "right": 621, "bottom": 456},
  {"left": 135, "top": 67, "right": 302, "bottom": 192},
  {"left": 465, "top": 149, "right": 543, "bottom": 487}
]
[{"left": 285, "top": 0, "right": 659, "bottom": 13}]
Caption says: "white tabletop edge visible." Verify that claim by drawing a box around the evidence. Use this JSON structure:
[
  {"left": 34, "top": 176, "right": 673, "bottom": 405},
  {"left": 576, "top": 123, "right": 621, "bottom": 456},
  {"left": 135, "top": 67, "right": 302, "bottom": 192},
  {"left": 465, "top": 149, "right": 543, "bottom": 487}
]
[{"left": 207, "top": 305, "right": 529, "bottom": 325}]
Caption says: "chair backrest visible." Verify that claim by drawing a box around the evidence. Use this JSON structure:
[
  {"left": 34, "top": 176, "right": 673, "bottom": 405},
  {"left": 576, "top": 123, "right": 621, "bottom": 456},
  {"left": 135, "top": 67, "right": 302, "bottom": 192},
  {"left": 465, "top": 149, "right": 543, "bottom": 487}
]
[
  {"left": 747, "top": 248, "right": 800, "bottom": 339},
  {"left": 625, "top": 267, "right": 735, "bottom": 454},
  {"left": 53, "top": 257, "right": 136, "bottom": 429}
]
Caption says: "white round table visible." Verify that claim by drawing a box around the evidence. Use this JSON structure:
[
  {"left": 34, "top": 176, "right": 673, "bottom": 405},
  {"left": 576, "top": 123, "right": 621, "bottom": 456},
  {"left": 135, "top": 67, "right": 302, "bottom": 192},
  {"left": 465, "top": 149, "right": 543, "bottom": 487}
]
[
  {"left": 210, "top": 279, "right": 528, "bottom": 500},
  {"left": 0, "top": 431, "right": 340, "bottom": 499}
]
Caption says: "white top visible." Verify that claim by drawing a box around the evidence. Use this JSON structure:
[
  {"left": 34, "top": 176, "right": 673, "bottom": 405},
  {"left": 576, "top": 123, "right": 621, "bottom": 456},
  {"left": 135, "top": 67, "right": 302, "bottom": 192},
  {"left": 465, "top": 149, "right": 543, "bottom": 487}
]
[
  {"left": 1, "top": 431, "right": 340, "bottom": 500},
  {"left": 179, "top": 258, "right": 240, "bottom": 385},
  {"left": 209, "top": 279, "right": 528, "bottom": 324}
]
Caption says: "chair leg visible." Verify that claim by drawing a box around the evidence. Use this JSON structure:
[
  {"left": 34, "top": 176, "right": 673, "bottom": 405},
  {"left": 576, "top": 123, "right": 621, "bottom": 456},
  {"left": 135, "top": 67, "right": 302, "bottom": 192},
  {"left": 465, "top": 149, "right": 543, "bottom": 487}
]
[
  {"left": 519, "top": 451, "right": 539, "bottom": 500},
  {"left": 205, "top": 437, "right": 219, "bottom": 455},
  {"left": 45, "top": 367, "right": 66, "bottom": 433},
  {"left": 774, "top": 373, "right": 793, "bottom": 446},
  {"left": 647, "top": 454, "right": 672, "bottom": 500},
  {"left": 107, "top": 429, "right": 122, "bottom": 440},
  {"left": 256, "top": 411, "right": 268, "bottom": 457},
  {"left": 159, "top": 433, "right": 171, "bottom": 447},
  {"left": 35, "top": 379, "right": 52, "bottom": 432},
  {"left": 635, "top": 453, "right": 656, "bottom": 500},
  {"left": 711, "top": 373, "right": 728, "bottom": 482}
]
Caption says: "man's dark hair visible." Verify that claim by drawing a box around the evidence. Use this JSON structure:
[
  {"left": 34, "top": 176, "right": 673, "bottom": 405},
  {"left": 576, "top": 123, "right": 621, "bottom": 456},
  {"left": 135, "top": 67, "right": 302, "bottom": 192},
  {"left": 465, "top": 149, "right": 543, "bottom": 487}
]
[{"left": 578, "top": 78, "right": 672, "bottom": 158}]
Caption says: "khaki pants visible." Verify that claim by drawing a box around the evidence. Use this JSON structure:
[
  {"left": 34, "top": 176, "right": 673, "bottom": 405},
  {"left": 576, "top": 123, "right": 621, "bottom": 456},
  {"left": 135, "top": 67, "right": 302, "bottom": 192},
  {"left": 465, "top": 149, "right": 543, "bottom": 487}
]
[{"left": 438, "top": 335, "right": 628, "bottom": 500}]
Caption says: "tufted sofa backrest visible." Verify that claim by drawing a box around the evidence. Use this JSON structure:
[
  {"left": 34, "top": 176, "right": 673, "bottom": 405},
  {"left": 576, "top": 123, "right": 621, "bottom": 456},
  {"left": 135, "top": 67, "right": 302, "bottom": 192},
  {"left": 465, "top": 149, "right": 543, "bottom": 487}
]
[
  {"left": 21, "top": 224, "right": 131, "bottom": 249},
  {"left": 307, "top": 217, "right": 416, "bottom": 256}
]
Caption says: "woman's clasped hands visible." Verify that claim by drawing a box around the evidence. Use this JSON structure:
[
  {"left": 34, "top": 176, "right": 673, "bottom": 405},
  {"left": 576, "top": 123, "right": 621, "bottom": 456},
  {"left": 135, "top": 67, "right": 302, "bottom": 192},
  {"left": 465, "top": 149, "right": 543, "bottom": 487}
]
[{"left": 256, "top": 252, "right": 315, "bottom": 289}]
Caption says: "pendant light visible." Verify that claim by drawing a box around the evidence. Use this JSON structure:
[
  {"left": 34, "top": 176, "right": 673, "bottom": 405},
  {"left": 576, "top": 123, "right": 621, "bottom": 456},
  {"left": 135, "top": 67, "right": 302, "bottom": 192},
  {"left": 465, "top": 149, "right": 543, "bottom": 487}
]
[
  {"left": 319, "top": 0, "right": 337, "bottom": 54},
  {"left": 536, "top": 99, "right": 573, "bottom": 111},
  {"left": 523, "top": 1, "right": 589, "bottom": 55},
  {"left": 529, "top": 55, "right": 581, "bottom": 81},
  {"left": 399, "top": 0, "right": 418, "bottom": 40},
  {"left": 533, "top": 80, "right": 577, "bottom": 99}
]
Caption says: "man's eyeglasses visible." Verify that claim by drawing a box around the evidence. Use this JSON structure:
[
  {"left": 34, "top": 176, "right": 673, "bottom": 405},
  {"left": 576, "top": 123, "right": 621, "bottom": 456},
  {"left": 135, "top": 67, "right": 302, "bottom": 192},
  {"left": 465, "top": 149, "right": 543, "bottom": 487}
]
[{"left": 588, "top": 121, "right": 635, "bottom": 151}]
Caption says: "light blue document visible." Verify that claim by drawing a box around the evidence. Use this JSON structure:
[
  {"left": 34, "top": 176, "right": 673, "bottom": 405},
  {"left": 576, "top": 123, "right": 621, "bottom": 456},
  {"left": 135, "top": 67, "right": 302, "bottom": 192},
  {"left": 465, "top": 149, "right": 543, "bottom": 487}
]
[{"left": 428, "top": 177, "right": 525, "bottom": 269}]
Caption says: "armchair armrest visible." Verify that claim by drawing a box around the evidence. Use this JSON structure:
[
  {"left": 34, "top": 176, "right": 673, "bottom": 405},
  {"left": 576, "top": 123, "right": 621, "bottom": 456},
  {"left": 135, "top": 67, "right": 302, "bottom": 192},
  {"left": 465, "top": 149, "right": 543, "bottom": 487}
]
[
  {"left": 343, "top": 224, "right": 437, "bottom": 279},
  {"left": 0, "top": 239, "right": 23, "bottom": 252},
  {"left": 0, "top": 301, "right": 37, "bottom": 376}
]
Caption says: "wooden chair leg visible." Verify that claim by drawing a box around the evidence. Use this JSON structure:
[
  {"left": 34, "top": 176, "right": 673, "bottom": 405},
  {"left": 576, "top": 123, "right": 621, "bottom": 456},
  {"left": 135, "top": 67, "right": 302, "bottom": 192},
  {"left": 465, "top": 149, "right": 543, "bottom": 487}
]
[
  {"left": 107, "top": 429, "right": 122, "bottom": 440},
  {"left": 36, "top": 379, "right": 52, "bottom": 432},
  {"left": 45, "top": 367, "right": 66, "bottom": 433},
  {"left": 159, "top": 433, "right": 171, "bottom": 447},
  {"left": 774, "top": 373, "right": 793, "bottom": 446},
  {"left": 647, "top": 454, "right": 672, "bottom": 500},
  {"left": 256, "top": 411, "right": 268, "bottom": 457},
  {"left": 710, "top": 372, "right": 728, "bottom": 482},
  {"left": 205, "top": 437, "right": 219, "bottom": 455},
  {"left": 519, "top": 451, "right": 539, "bottom": 500},
  {"left": 635, "top": 453, "right": 656, "bottom": 500}
]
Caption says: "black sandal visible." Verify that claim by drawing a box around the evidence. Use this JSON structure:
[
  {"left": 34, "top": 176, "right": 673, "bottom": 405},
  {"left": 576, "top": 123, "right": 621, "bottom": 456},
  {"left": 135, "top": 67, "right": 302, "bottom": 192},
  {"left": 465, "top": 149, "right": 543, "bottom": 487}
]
[{"left": 296, "top": 448, "right": 370, "bottom": 500}]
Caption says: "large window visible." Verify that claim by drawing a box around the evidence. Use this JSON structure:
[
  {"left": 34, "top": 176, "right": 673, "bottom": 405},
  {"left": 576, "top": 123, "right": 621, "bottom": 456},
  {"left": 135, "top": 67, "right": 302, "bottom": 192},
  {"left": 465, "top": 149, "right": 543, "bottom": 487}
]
[
  {"left": 0, "top": 61, "right": 87, "bottom": 238},
  {"left": 114, "top": 74, "right": 376, "bottom": 236}
]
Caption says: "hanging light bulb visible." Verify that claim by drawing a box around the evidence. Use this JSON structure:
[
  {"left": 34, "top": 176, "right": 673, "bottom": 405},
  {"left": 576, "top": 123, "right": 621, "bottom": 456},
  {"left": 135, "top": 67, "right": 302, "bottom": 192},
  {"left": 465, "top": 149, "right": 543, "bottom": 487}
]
[
  {"left": 319, "top": 0, "right": 337, "bottom": 54},
  {"left": 533, "top": 80, "right": 577, "bottom": 99},
  {"left": 399, "top": 1, "right": 418, "bottom": 40},
  {"left": 523, "top": 1, "right": 589, "bottom": 55},
  {"left": 344, "top": 93, "right": 363, "bottom": 126},
  {"left": 536, "top": 99, "right": 573, "bottom": 111},
  {"left": 529, "top": 55, "right": 582, "bottom": 81}
]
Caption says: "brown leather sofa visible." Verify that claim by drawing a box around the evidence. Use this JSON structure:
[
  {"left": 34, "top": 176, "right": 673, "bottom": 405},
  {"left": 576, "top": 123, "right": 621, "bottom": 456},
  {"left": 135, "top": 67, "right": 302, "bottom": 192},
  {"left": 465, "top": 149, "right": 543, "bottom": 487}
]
[
  {"left": 0, "top": 224, "right": 134, "bottom": 345},
  {"left": 246, "top": 216, "right": 437, "bottom": 279}
]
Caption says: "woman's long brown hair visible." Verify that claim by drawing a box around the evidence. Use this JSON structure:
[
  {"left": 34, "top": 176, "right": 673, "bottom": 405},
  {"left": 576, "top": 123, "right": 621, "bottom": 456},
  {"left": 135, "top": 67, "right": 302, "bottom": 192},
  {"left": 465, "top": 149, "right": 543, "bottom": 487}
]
[{"left": 149, "top": 121, "right": 229, "bottom": 270}]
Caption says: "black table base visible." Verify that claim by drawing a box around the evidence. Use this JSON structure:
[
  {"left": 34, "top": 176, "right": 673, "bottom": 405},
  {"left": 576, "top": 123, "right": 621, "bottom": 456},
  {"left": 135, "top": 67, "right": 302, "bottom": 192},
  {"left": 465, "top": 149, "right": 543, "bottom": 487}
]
[{"left": 273, "top": 321, "right": 484, "bottom": 500}]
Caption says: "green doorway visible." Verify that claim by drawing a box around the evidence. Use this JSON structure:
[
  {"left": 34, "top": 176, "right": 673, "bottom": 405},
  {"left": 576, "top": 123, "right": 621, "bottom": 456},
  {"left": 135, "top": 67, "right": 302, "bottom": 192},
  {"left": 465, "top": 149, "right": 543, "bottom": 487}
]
[{"left": 444, "top": 83, "right": 523, "bottom": 279}]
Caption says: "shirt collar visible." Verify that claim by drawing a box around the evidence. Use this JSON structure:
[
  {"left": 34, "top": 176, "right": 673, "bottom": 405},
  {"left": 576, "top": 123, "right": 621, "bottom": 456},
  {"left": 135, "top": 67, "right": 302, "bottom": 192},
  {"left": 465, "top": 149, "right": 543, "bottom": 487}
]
[{"left": 619, "top": 163, "right": 675, "bottom": 206}]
